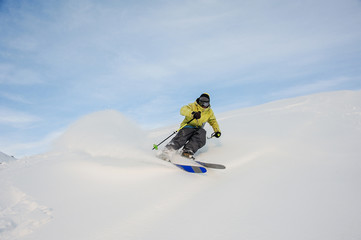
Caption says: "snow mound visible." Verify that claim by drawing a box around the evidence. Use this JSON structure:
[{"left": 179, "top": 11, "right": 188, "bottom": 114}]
[{"left": 53, "top": 110, "right": 149, "bottom": 160}]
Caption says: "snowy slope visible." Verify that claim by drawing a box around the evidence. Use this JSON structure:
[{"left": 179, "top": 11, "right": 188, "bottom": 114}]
[
  {"left": 1, "top": 90, "right": 361, "bottom": 240},
  {"left": 0, "top": 152, "right": 16, "bottom": 164}
]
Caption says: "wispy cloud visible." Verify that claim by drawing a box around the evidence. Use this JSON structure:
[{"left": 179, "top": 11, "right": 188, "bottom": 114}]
[
  {"left": 0, "top": 129, "right": 63, "bottom": 157},
  {"left": 0, "top": 91, "right": 33, "bottom": 104},
  {"left": 0, "top": 107, "right": 41, "bottom": 127},
  {"left": 0, "top": 64, "right": 43, "bottom": 85},
  {"left": 269, "top": 77, "right": 354, "bottom": 99}
]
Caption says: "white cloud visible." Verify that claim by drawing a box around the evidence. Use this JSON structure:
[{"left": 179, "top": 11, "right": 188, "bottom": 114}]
[
  {"left": 0, "top": 107, "right": 41, "bottom": 127},
  {"left": 0, "top": 64, "right": 43, "bottom": 85},
  {"left": 0, "top": 129, "right": 63, "bottom": 158},
  {"left": 269, "top": 77, "right": 353, "bottom": 99},
  {"left": 0, "top": 91, "right": 33, "bottom": 104}
]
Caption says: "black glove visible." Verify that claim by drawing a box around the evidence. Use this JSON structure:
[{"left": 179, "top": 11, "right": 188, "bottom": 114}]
[
  {"left": 214, "top": 132, "right": 221, "bottom": 138},
  {"left": 192, "top": 111, "right": 201, "bottom": 119}
]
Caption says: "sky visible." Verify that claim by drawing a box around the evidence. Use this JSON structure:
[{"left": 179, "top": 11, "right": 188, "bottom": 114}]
[{"left": 1, "top": 0, "right": 361, "bottom": 157}]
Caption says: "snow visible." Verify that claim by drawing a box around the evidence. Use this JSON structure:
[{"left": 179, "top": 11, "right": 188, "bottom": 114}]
[
  {"left": 1, "top": 90, "right": 361, "bottom": 240},
  {"left": 0, "top": 152, "right": 16, "bottom": 164}
]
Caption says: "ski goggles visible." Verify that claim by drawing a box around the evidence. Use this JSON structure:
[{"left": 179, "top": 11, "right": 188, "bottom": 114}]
[{"left": 198, "top": 96, "right": 210, "bottom": 108}]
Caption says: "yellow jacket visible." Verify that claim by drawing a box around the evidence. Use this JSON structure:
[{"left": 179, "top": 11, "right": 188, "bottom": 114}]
[{"left": 180, "top": 101, "right": 221, "bottom": 133}]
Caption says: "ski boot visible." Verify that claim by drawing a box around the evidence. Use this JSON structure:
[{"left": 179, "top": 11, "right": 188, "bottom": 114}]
[{"left": 181, "top": 149, "right": 194, "bottom": 159}]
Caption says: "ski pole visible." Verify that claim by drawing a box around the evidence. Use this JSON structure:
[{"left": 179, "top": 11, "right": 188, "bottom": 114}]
[
  {"left": 152, "top": 118, "right": 195, "bottom": 150},
  {"left": 207, "top": 132, "right": 216, "bottom": 139}
]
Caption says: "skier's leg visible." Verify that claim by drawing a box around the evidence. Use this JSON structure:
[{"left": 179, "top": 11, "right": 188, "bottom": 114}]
[
  {"left": 159, "top": 128, "right": 196, "bottom": 160},
  {"left": 183, "top": 128, "right": 206, "bottom": 155},
  {"left": 165, "top": 128, "right": 196, "bottom": 150}
]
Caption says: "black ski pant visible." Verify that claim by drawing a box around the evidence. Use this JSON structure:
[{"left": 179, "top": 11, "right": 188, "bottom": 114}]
[{"left": 166, "top": 127, "right": 206, "bottom": 154}]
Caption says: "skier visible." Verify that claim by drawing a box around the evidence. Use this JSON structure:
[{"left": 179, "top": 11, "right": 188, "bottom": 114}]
[{"left": 160, "top": 93, "right": 221, "bottom": 160}]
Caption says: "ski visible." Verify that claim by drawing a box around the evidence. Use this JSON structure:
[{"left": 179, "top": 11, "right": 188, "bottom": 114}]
[
  {"left": 194, "top": 160, "right": 226, "bottom": 169},
  {"left": 157, "top": 152, "right": 225, "bottom": 172},
  {"left": 172, "top": 163, "right": 207, "bottom": 173},
  {"left": 157, "top": 154, "right": 207, "bottom": 173},
  {"left": 183, "top": 155, "right": 226, "bottom": 169}
]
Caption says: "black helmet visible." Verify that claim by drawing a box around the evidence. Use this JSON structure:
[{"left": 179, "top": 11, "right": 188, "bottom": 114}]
[{"left": 197, "top": 93, "right": 210, "bottom": 108}]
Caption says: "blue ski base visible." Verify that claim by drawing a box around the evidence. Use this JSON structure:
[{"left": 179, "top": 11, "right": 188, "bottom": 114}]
[{"left": 173, "top": 163, "right": 207, "bottom": 173}]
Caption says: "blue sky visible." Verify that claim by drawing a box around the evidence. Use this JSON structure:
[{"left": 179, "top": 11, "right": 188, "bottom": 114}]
[{"left": 1, "top": 0, "right": 361, "bottom": 156}]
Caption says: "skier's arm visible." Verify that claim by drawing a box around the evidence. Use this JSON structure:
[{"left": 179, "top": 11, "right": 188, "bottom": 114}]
[
  {"left": 180, "top": 104, "right": 194, "bottom": 118},
  {"left": 208, "top": 111, "right": 221, "bottom": 133}
]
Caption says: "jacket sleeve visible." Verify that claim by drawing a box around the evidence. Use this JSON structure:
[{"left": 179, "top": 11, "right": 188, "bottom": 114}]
[
  {"left": 180, "top": 104, "right": 194, "bottom": 118},
  {"left": 208, "top": 110, "right": 221, "bottom": 133}
]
